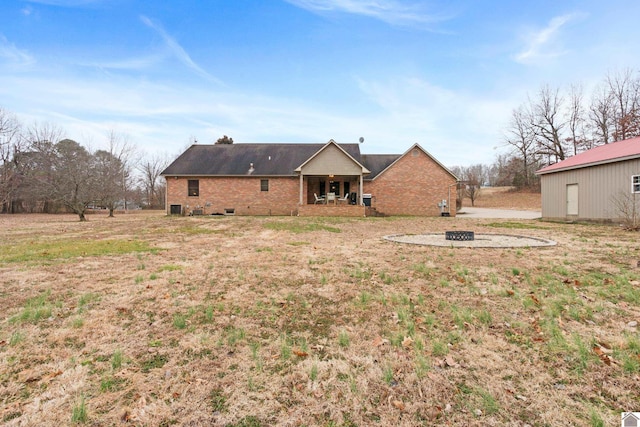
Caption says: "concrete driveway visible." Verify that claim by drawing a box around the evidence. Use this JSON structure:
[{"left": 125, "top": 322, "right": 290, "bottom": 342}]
[{"left": 456, "top": 207, "right": 541, "bottom": 219}]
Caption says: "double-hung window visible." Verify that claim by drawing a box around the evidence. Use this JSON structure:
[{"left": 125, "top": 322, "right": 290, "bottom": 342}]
[
  {"left": 188, "top": 179, "right": 199, "bottom": 196},
  {"left": 260, "top": 179, "right": 269, "bottom": 192},
  {"left": 633, "top": 175, "right": 640, "bottom": 193}
]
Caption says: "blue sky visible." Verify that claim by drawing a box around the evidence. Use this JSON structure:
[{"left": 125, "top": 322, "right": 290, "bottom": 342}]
[{"left": 1, "top": 0, "right": 639, "bottom": 166}]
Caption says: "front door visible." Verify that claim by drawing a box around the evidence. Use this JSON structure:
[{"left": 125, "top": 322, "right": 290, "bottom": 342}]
[{"left": 566, "top": 184, "right": 578, "bottom": 216}]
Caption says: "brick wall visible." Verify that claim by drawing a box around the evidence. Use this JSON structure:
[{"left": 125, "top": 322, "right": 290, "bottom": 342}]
[
  {"left": 165, "top": 176, "right": 299, "bottom": 216},
  {"left": 164, "top": 149, "right": 456, "bottom": 217},
  {"left": 363, "top": 149, "right": 457, "bottom": 216}
]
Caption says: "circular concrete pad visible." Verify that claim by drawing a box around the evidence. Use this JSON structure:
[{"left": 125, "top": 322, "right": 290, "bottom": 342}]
[{"left": 383, "top": 233, "right": 556, "bottom": 248}]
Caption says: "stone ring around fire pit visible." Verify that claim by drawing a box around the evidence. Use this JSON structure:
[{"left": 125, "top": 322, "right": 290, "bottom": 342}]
[{"left": 383, "top": 233, "right": 556, "bottom": 248}]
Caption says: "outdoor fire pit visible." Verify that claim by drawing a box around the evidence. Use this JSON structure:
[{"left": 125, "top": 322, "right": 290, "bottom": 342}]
[
  {"left": 445, "top": 231, "right": 475, "bottom": 241},
  {"left": 383, "top": 233, "right": 556, "bottom": 248}
]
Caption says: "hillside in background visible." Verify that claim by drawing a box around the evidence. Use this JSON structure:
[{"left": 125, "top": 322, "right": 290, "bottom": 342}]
[{"left": 468, "top": 186, "right": 541, "bottom": 210}]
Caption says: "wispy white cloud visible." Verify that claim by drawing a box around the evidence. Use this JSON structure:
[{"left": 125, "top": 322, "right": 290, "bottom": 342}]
[
  {"left": 24, "top": 0, "right": 102, "bottom": 6},
  {"left": 1, "top": 70, "right": 355, "bottom": 155},
  {"left": 140, "top": 15, "right": 223, "bottom": 85},
  {"left": 355, "top": 76, "right": 514, "bottom": 164},
  {"left": 0, "top": 35, "right": 35, "bottom": 67},
  {"left": 2, "top": 66, "right": 512, "bottom": 165},
  {"left": 514, "top": 13, "right": 581, "bottom": 64},
  {"left": 285, "top": 0, "right": 452, "bottom": 28},
  {"left": 82, "top": 54, "right": 166, "bottom": 72}
]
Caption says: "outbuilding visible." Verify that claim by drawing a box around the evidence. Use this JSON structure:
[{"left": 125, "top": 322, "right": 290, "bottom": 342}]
[{"left": 536, "top": 136, "right": 640, "bottom": 222}]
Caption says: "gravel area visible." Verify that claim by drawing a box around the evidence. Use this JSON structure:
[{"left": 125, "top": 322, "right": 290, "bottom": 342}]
[
  {"left": 456, "top": 207, "right": 541, "bottom": 219},
  {"left": 383, "top": 233, "right": 557, "bottom": 248}
]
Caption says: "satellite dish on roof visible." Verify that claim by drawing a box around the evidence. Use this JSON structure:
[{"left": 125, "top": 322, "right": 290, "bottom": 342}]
[{"left": 359, "top": 137, "right": 364, "bottom": 143}]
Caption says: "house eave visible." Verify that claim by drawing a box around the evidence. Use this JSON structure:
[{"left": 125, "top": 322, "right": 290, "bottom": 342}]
[
  {"left": 536, "top": 154, "right": 640, "bottom": 175},
  {"left": 162, "top": 174, "right": 297, "bottom": 178}
]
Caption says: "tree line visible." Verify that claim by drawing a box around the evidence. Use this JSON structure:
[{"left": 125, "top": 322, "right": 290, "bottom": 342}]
[
  {"left": 0, "top": 107, "right": 171, "bottom": 220},
  {"left": 451, "top": 68, "right": 640, "bottom": 206}
]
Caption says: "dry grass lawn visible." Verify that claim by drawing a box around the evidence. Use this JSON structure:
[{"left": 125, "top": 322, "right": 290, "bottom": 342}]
[{"left": 1, "top": 191, "right": 639, "bottom": 426}]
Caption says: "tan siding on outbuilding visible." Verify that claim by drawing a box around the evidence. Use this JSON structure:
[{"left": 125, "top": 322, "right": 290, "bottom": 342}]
[{"left": 540, "top": 158, "right": 640, "bottom": 221}]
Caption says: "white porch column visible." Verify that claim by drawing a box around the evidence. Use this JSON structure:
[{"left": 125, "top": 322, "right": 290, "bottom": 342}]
[
  {"left": 359, "top": 174, "right": 364, "bottom": 205},
  {"left": 299, "top": 173, "right": 304, "bottom": 205}
]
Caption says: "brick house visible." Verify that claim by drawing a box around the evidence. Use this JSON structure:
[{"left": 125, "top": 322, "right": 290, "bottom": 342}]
[{"left": 161, "top": 140, "right": 458, "bottom": 217}]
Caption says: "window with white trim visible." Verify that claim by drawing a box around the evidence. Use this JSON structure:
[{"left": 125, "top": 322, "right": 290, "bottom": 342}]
[{"left": 633, "top": 175, "right": 640, "bottom": 193}]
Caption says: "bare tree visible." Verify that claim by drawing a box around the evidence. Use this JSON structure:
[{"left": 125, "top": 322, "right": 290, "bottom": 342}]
[
  {"left": 25, "top": 122, "right": 64, "bottom": 153},
  {"left": 24, "top": 139, "right": 95, "bottom": 221},
  {"left": 566, "top": 84, "right": 588, "bottom": 155},
  {"left": 530, "top": 85, "right": 568, "bottom": 162},
  {"left": 464, "top": 164, "right": 485, "bottom": 207},
  {"left": 138, "top": 153, "right": 169, "bottom": 209},
  {"left": 607, "top": 69, "right": 640, "bottom": 141},
  {"left": 21, "top": 122, "right": 65, "bottom": 212},
  {"left": 589, "top": 83, "right": 616, "bottom": 145},
  {"left": 505, "top": 105, "right": 538, "bottom": 188},
  {"left": 0, "top": 108, "right": 24, "bottom": 213},
  {"left": 94, "top": 130, "right": 136, "bottom": 216}
]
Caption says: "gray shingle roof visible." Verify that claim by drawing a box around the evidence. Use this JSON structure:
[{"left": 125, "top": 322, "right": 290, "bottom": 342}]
[
  {"left": 360, "top": 154, "right": 401, "bottom": 179},
  {"left": 161, "top": 143, "right": 365, "bottom": 176}
]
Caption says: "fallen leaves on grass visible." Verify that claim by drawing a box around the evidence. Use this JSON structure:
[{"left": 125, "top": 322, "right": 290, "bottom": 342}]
[
  {"left": 372, "top": 336, "right": 389, "bottom": 347},
  {"left": 401, "top": 336, "right": 414, "bottom": 349},
  {"left": 593, "top": 345, "right": 613, "bottom": 366},
  {"left": 444, "top": 355, "right": 459, "bottom": 368},
  {"left": 293, "top": 348, "right": 308, "bottom": 358},
  {"left": 529, "top": 293, "right": 541, "bottom": 306},
  {"left": 391, "top": 400, "right": 405, "bottom": 411}
]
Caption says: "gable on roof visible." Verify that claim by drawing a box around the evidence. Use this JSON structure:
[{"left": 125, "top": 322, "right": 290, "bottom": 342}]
[
  {"left": 623, "top": 413, "right": 640, "bottom": 427},
  {"left": 537, "top": 136, "right": 640, "bottom": 175},
  {"left": 364, "top": 144, "right": 458, "bottom": 181},
  {"left": 294, "top": 140, "right": 370, "bottom": 175}
]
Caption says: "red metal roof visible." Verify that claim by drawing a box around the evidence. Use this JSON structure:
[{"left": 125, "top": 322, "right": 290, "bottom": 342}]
[{"left": 536, "top": 136, "right": 640, "bottom": 175}]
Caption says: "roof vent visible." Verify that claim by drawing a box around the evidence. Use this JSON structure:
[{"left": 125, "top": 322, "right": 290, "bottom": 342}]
[{"left": 247, "top": 163, "right": 255, "bottom": 175}]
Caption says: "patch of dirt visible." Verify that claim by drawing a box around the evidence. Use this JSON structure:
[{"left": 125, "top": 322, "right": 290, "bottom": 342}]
[{"left": 0, "top": 211, "right": 638, "bottom": 426}]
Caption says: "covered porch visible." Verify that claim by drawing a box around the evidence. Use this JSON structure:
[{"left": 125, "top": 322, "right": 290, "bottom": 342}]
[
  {"left": 301, "top": 175, "right": 363, "bottom": 205},
  {"left": 295, "top": 140, "right": 370, "bottom": 209},
  {"left": 296, "top": 174, "right": 367, "bottom": 216}
]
